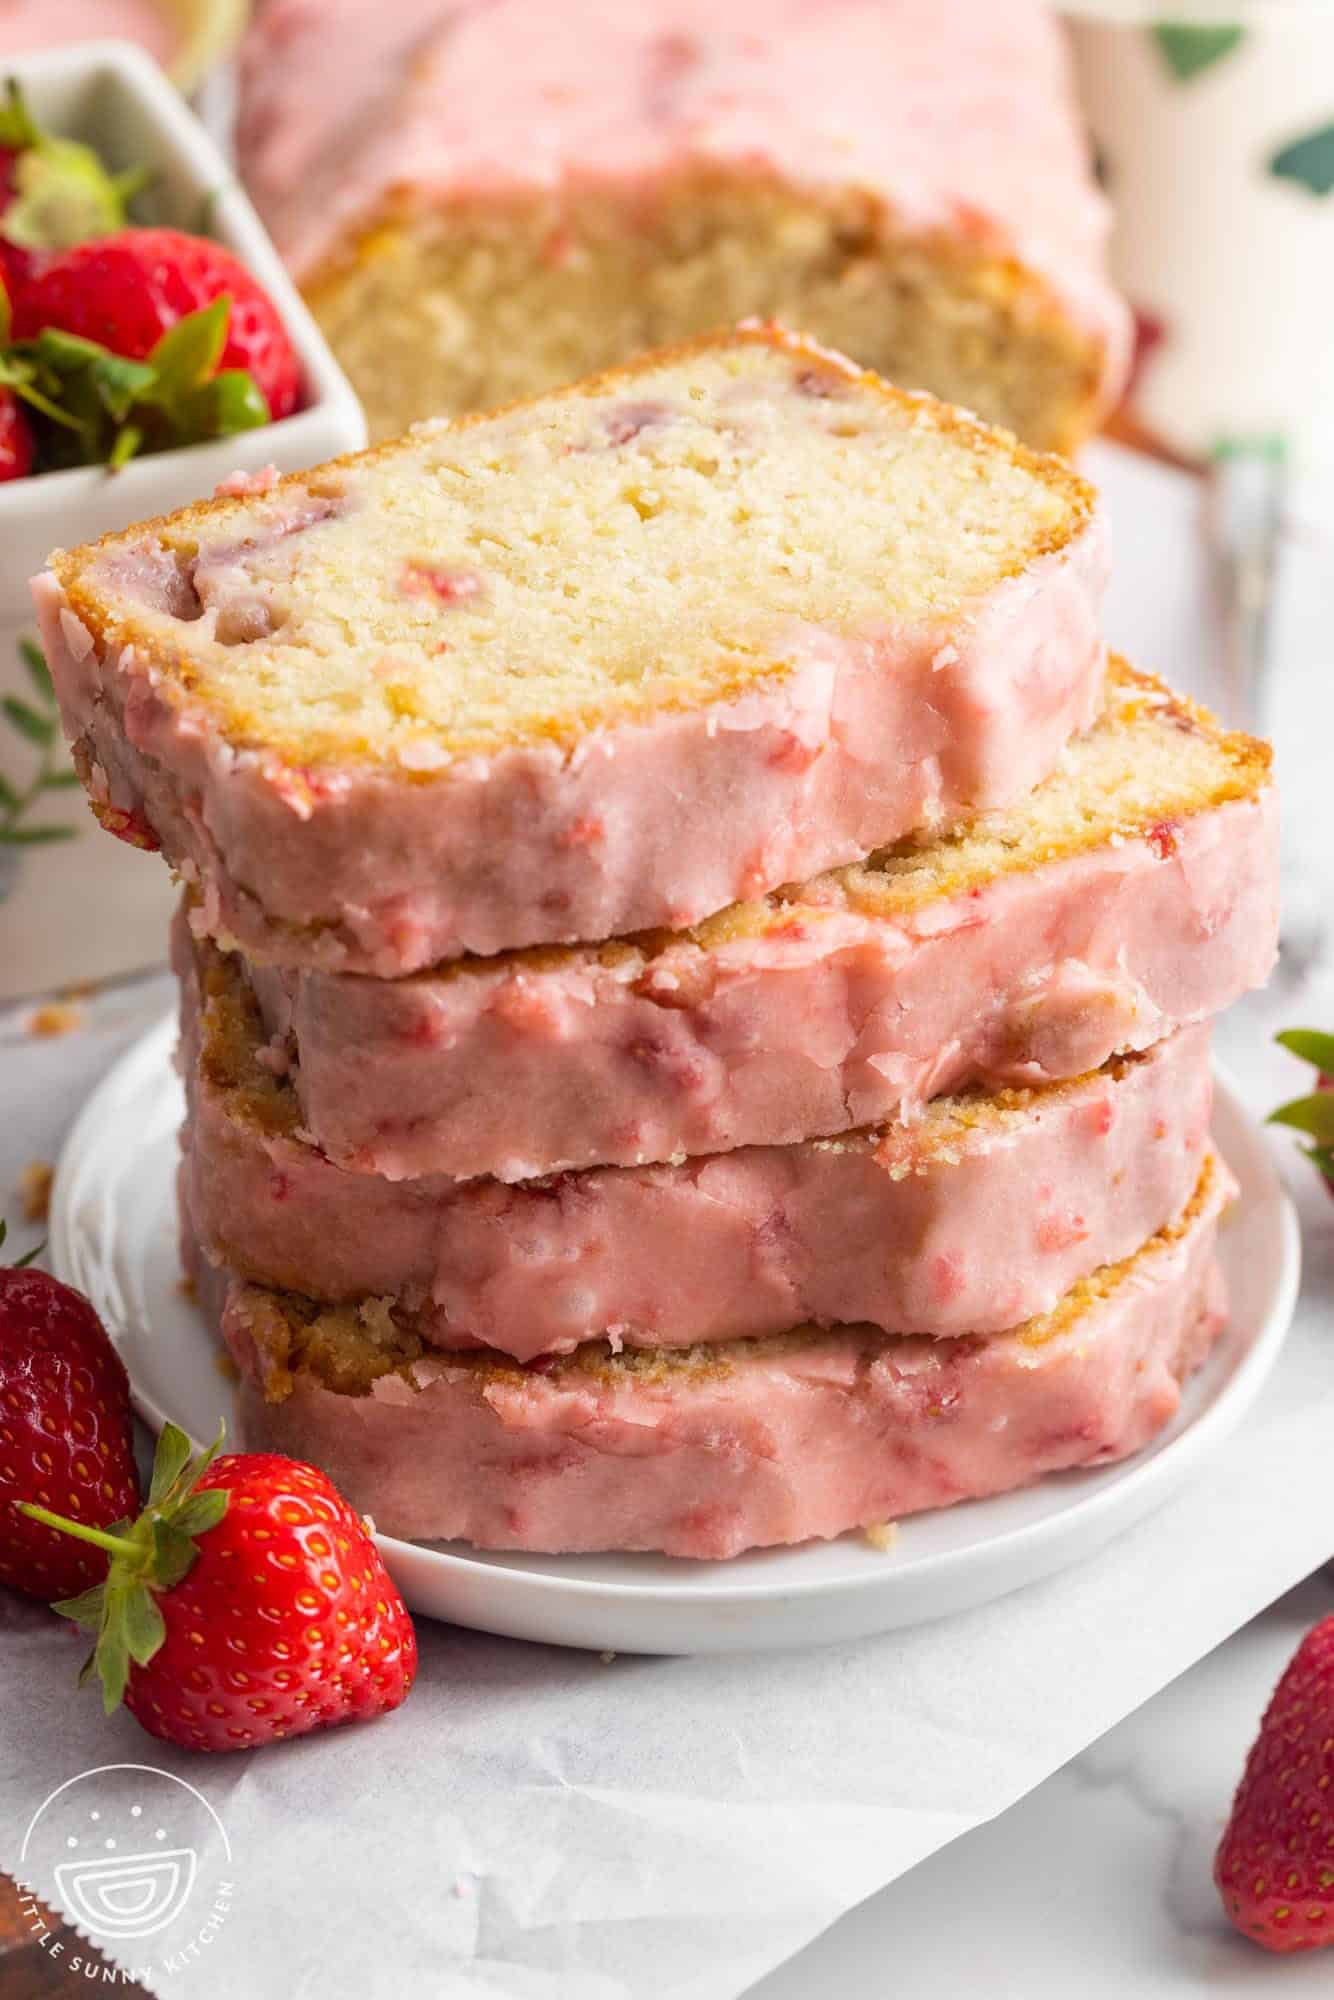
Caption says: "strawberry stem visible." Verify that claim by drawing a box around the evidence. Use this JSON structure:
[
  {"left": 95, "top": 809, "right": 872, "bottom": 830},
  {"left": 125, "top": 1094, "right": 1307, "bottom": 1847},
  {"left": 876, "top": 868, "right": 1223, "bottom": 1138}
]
[
  {"left": 16, "top": 1503, "right": 144, "bottom": 1566},
  {"left": 38, "top": 1420, "right": 231, "bottom": 1716},
  {"left": 0, "top": 1218, "right": 45, "bottom": 1267}
]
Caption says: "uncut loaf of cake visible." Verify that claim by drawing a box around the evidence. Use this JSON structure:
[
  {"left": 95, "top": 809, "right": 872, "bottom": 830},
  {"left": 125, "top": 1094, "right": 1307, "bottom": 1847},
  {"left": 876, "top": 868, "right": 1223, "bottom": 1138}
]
[
  {"left": 180, "top": 915, "right": 1214, "bottom": 1358},
  {"left": 240, "top": 664, "right": 1277, "bottom": 1182},
  {"left": 237, "top": 0, "right": 1129, "bottom": 451},
  {"left": 34, "top": 328, "right": 1107, "bottom": 973},
  {"left": 187, "top": 1155, "right": 1233, "bottom": 1559}
]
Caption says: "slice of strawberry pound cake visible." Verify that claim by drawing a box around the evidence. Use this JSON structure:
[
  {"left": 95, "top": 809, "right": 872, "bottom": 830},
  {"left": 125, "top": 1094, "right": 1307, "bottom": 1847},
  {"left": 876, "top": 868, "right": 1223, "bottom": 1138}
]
[
  {"left": 184, "top": 1157, "right": 1233, "bottom": 1558},
  {"left": 236, "top": 0, "right": 1129, "bottom": 451},
  {"left": 33, "top": 326, "right": 1107, "bottom": 973}
]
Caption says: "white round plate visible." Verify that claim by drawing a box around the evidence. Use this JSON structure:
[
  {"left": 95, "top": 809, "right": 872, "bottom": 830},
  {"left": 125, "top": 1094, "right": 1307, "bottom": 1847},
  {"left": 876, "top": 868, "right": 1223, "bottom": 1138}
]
[{"left": 50, "top": 1017, "right": 1300, "bottom": 1655}]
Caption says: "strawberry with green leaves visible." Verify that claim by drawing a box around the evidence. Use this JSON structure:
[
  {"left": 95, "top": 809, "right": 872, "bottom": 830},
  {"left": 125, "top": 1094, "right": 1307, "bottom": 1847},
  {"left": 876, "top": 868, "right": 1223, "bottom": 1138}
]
[
  {"left": 0, "top": 79, "right": 301, "bottom": 472},
  {"left": 15, "top": 228, "right": 302, "bottom": 425},
  {"left": 0, "top": 76, "right": 146, "bottom": 280},
  {"left": 21, "top": 1422, "right": 418, "bottom": 1752},
  {"left": 2, "top": 283, "right": 273, "bottom": 471},
  {"left": 1269, "top": 1029, "right": 1334, "bottom": 1199},
  {"left": 0, "top": 1220, "right": 139, "bottom": 1601},
  {"left": 1215, "top": 1616, "right": 1334, "bottom": 1952}
]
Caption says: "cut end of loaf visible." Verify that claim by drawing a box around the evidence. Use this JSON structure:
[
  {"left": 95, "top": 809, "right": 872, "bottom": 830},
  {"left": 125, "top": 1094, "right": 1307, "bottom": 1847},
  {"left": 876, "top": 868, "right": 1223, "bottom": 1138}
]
[{"left": 308, "top": 178, "right": 1117, "bottom": 453}]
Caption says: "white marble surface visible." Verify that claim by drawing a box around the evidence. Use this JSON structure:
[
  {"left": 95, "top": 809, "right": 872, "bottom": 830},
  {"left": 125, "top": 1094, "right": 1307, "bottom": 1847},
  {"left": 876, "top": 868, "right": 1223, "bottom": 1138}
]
[{"left": 757, "top": 1575, "right": 1334, "bottom": 1998}]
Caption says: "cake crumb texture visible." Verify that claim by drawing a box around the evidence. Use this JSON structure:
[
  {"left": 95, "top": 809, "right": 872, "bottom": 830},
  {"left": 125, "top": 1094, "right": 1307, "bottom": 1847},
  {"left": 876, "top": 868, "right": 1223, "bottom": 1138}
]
[{"left": 52, "top": 327, "right": 1093, "bottom": 770}]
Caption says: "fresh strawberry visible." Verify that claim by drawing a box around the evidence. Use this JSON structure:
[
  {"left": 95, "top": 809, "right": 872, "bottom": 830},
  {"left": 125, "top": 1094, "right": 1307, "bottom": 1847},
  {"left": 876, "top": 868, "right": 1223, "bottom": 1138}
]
[
  {"left": 0, "top": 88, "right": 292, "bottom": 469},
  {"left": 23, "top": 1423, "right": 417, "bottom": 1751},
  {"left": 0, "top": 177, "right": 34, "bottom": 302},
  {"left": 16, "top": 228, "right": 301, "bottom": 421},
  {"left": 1270, "top": 1029, "right": 1334, "bottom": 1200},
  {"left": 0, "top": 235, "right": 33, "bottom": 300},
  {"left": 1215, "top": 1617, "right": 1334, "bottom": 1952},
  {"left": 0, "top": 1221, "right": 138, "bottom": 1600},
  {"left": 0, "top": 384, "right": 31, "bottom": 478},
  {"left": 0, "top": 80, "right": 145, "bottom": 279},
  {"left": 1, "top": 293, "right": 272, "bottom": 471}
]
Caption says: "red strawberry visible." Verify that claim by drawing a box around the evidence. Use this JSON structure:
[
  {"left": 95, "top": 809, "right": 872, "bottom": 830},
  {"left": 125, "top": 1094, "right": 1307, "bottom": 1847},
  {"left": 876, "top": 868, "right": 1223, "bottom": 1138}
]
[
  {"left": 0, "top": 79, "right": 145, "bottom": 299},
  {"left": 0, "top": 244, "right": 28, "bottom": 303},
  {"left": 1215, "top": 1617, "right": 1334, "bottom": 1952},
  {"left": 1270, "top": 1029, "right": 1334, "bottom": 1201},
  {"left": 0, "top": 385, "right": 32, "bottom": 479},
  {"left": 16, "top": 228, "right": 301, "bottom": 421},
  {"left": 0, "top": 150, "right": 34, "bottom": 296},
  {"left": 0, "top": 1224, "right": 139, "bottom": 1600},
  {"left": 24, "top": 1423, "right": 417, "bottom": 1751}
]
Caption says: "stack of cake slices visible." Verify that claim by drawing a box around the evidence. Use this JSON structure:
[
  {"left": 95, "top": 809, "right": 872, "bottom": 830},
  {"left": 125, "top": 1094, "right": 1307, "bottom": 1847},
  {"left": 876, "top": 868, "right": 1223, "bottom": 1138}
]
[{"left": 35, "top": 326, "right": 1278, "bottom": 1560}]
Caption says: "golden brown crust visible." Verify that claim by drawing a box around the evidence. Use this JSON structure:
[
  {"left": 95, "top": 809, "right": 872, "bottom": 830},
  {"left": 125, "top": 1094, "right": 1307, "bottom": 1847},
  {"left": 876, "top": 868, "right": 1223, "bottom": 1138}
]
[
  {"left": 171, "top": 651, "right": 1268, "bottom": 982},
  {"left": 1017, "top": 1152, "right": 1225, "bottom": 1349},
  {"left": 811, "top": 662, "right": 1272, "bottom": 927}
]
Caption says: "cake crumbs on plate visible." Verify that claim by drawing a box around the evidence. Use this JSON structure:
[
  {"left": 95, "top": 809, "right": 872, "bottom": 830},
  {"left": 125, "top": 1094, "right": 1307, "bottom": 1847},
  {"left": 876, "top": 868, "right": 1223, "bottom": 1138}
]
[
  {"left": 18, "top": 1160, "right": 53, "bottom": 1224},
  {"left": 863, "top": 1521, "right": 900, "bottom": 1552},
  {"left": 28, "top": 1000, "right": 83, "bottom": 1038}
]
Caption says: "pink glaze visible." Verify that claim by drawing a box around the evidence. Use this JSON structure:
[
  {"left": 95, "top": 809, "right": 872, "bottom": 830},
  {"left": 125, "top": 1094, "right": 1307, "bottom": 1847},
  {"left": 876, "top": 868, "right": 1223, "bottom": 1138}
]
[
  {"left": 237, "top": 0, "right": 1128, "bottom": 395},
  {"left": 32, "top": 478, "right": 1109, "bottom": 972},
  {"left": 245, "top": 786, "right": 1278, "bottom": 1182},
  {"left": 193, "top": 1160, "right": 1232, "bottom": 1558},
  {"left": 179, "top": 917, "right": 1214, "bottom": 1355},
  {"left": 0, "top": 0, "right": 176, "bottom": 64}
]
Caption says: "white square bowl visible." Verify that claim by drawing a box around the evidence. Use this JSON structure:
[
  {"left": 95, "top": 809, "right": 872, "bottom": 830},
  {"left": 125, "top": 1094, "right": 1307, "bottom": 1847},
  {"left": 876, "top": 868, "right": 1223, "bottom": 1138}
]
[{"left": 0, "top": 39, "right": 367, "bottom": 999}]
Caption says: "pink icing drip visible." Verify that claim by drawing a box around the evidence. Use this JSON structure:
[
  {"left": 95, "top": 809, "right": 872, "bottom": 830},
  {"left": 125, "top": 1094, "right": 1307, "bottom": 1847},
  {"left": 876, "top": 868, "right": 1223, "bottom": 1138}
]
[
  {"left": 178, "top": 910, "right": 1215, "bottom": 1358},
  {"left": 192, "top": 1163, "right": 1232, "bottom": 1557},
  {"left": 241, "top": 783, "right": 1277, "bottom": 1182}
]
